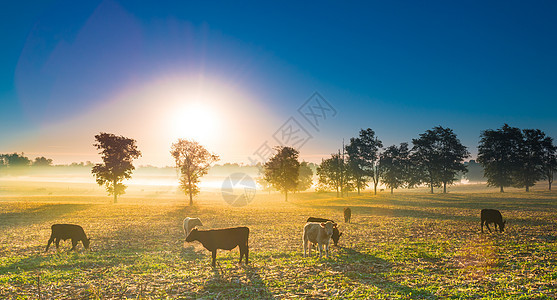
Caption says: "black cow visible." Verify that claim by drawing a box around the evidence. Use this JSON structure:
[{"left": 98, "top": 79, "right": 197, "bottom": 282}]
[
  {"left": 344, "top": 207, "right": 352, "bottom": 223},
  {"left": 481, "top": 209, "right": 506, "bottom": 233},
  {"left": 186, "top": 227, "right": 249, "bottom": 267},
  {"left": 45, "top": 224, "right": 90, "bottom": 252},
  {"left": 306, "top": 217, "right": 342, "bottom": 246}
]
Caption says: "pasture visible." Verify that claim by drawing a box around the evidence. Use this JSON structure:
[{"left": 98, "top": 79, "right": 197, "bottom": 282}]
[{"left": 0, "top": 182, "right": 556, "bottom": 299}]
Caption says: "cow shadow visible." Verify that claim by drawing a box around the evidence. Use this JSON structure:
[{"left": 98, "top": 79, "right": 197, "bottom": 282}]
[
  {"left": 195, "top": 265, "right": 274, "bottom": 299},
  {"left": 332, "top": 247, "right": 437, "bottom": 299}
]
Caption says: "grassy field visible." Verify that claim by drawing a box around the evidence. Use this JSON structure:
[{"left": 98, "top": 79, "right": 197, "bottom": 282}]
[{"left": 0, "top": 182, "right": 556, "bottom": 299}]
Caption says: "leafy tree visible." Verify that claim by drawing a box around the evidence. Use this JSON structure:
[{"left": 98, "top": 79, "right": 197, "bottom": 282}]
[
  {"left": 379, "top": 143, "right": 412, "bottom": 194},
  {"left": 346, "top": 129, "right": 383, "bottom": 195},
  {"left": 477, "top": 124, "right": 523, "bottom": 192},
  {"left": 263, "top": 146, "right": 300, "bottom": 201},
  {"left": 541, "top": 136, "right": 557, "bottom": 191},
  {"left": 412, "top": 126, "right": 469, "bottom": 193},
  {"left": 462, "top": 160, "right": 485, "bottom": 182},
  {"left": 2, "top": 153, "right": 31, "bottom": 167},
  {"left": 317, "top": 153, "right": 354, "bottom": 197},
  {"left": 92, "top": 133, "right": 141, "bottom": 203},
  {"left": 256, "top": 176, "right": 274, "bottom": 194},
  {"left": 345, "top": 140, "right": 368, "bottom": 195},
  {"left": 33, "top": 156, "right": 53, "bottom": 167},
  {"left": 296, "top": 161, "right": 314, "bottom": 192},
  {"left": 170, "top": 139, "right": 219, "bottom": 206},
  {"left": 513, "top": 129, "right": 549, "bottom": 192}
]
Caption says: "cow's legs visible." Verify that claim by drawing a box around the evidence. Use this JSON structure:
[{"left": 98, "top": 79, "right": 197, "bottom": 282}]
[
  {"left": 45, "top": 236, "right": 54, "bottom": 252},
  {"left": 70, "top": 239, "right": 78, "bottom": 251},
  {"left": 211, "top": 250, "right": 217, "bottom": 267}
]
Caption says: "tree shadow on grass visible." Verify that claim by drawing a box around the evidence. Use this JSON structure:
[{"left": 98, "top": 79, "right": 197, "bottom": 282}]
[
  {"left": 334, "top": 247, "right": 437, "bottom": 299},
  {"left": 0, "top": 203, "right": 92, "bottom": 231},
  {"left": 194, "top": 264, "right": 274, "bottom": 299}
]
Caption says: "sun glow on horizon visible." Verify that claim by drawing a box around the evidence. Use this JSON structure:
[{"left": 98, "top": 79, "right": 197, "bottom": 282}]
[{"left": 168, "top": 101, "right": 221, "bottom": 145}]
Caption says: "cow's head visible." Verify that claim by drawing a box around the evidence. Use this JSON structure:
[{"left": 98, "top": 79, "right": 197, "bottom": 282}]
[{"left": 186, "top": 228, "right": 198, "bottom": 242}]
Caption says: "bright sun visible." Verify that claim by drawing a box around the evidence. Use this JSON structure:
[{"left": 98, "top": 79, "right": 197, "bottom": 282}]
[{"left": 169, "top": 101, "right": 220, "bottom": 144}]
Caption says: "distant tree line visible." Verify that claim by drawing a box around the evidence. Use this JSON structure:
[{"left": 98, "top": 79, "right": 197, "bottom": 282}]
[
  {"left": 0, "top": 153, "right": 95, "bottom": 170},
  {"left": 317, "top": 124, "right": 556, "bottom": 195},
  {"left": 0, "top": 153, "right": 53, "bottom": 168}
]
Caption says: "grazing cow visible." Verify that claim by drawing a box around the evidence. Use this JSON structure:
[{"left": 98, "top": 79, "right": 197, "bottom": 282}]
[
  {"left": 45, "top": 224, "right": 90, "bottom": 252},
  {"left": 183, "top": 217, "right": 203, "bottom": 237},
  {"left": 344, "top": 207, "right": 352, "bottom": 223},
  {"left": 306, "top": 217, "right": 342, "bottom": 246},
  {"left": 186, "top": 227, "right": 249, "bottom": 267},
  {"left": 303, "top": 221, "right": 335, "bottom": 258},
  {"left": 481, "top": 209, "right": 506, "bottom": 233}
]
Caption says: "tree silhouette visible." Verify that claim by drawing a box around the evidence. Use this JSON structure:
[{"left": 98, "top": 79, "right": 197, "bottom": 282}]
[
  {"left": 477, "top": 124, "right": 522, "bottom": 192},
  {"left": 379, "top": 143, "right": 413, "bottom": 194},
  {"left": 513, "top": 129, "right": 549, "bottom": 192},
  {"left": 1, "top": 153, "right": 31, "bottom": 167},
  {"left": 317, "top": 153, "right": 354, "bottom": 197},
  {"left": 92, "top": 133, "right": 141, "bottom": 203},
  {"left": 541, "top": 136, "right": 557, "bottom": 191},
  {"left": 345, "top": 140, "right": 368, "bottom": 195},
  {"left": 33, "top": 156, "right": 53, "bottom": 167},
  {"left": 263, "top": 146, "right": 300, "bottom": 201},
  {"left": 296, "top": 161, "right": 314, "bottom": 192},
  {"left": 412, "top": 126, "right": 469, "bottom": 193},
  {"left": 346, "top": 129, "right": 383, "bottom": 195},
  {"left": 170, "top": 139, "right": 219, "bottom": 206}
]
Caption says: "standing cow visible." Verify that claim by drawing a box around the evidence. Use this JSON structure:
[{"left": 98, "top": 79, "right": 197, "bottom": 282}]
[
  {"left": 186, "top": 227, "right": 249, "bottom": 267},
  {"left": 344, "top": 207, "right": 352, "bottom": 223},
  {"left": 303, "top": 221, "right": 335, "bottom": 258},
  {"left": 45, "top": 224, "right": 90, "bottom": 252},
  {"left": 481, "top": 209, "right": 506, "bottom": 233}
]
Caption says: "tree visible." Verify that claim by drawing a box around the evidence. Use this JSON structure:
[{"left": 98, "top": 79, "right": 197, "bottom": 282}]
[
  {"left": 346, "top": 129, "right": 383, "bottom": 195},
  {"left": 317, "top": 153, "right": 354, "bottom": 197},
  {"left": 345, "top": 140, "right": 368, "bottom": 195},
  {"left": 171, "top": 139, "right": 219, "bottom": 206},
  {"left": 379, "top": 143, "right": 412, "bottom": 194},
  {"left": 513, "top": 129, "right": 548, "bottom": 192},
  {"left": 412, "top": 126, "right": 469, "bottom": 193},
  {"left": 92, "top": 133, "right": 141, "bottom": 203},
  {"left": 296, "top": 161, "right": 314, "bottom": 192},
  {"left": 33, "top": 156, "right": 53, "bottom": 167},
  {"left": 541, "top": 136, "right": 557, "bottom": 191},
  {"left": 477, "top": 124, "right": 523, "bottom": 192},
  {"left": 263, "top": 146, "right": 300, "bottom": 201},
  {"left": 2, "top": 153, "right": 31, "bottom": 167}
]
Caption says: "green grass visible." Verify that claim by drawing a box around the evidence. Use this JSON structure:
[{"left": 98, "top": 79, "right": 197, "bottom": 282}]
[{"left": 0, "top": 183, "right": 556, "bottom": 299}]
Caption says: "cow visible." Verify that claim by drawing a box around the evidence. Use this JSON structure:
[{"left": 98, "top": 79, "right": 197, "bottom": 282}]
[
  {"left": 481, "top": 209, "right": 506, "bottom": 233},
  {"left": 306, "top": 217, "right": 342, "bottom": 246},
  {"left": 344, "top": 207, "right": 352, "bottom": 223},
  {"left": 183, "top": 217, "right": 203, "bottom": 237},
  {"left": 186, "top": 227, "right": 249, "bottom": 267},
  {"left": 45, "top": 224, "right": 90, "bottom": 252},
  {"left": 303, "top": 221, "right": 335, "bottom": 258}
]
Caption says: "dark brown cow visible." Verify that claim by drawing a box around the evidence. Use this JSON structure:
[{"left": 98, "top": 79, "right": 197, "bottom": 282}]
[
  {"left": 186, "top": 227, "right": 249, "bottom": 267},
  {"left": 344, "top": 207, "right": 352, "bottom": 223},
  {"left": 45, "top": 224, "right": 90, "bottom": 252},
  {"left": 481, "top": 209, "right": 506, "bottom": 233}
]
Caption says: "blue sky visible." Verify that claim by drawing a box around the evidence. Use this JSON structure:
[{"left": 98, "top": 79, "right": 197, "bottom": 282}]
[{"left": 1, "top": 0, "right": 556, "bottom": 165}]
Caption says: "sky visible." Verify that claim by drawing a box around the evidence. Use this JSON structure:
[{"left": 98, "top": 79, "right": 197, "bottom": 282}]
[{"left": 1, "top": 0, "right": 556, "bottom": 166}]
